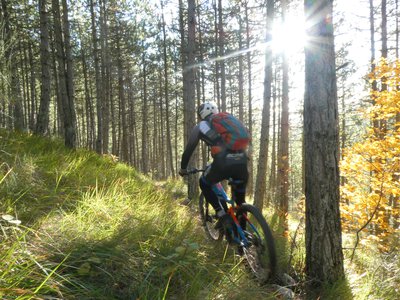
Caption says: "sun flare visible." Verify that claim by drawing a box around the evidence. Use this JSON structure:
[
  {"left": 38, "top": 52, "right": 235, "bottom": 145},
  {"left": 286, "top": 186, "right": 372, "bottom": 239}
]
[{"left": 271, "top": 15, "right": 308, "bottom": 54}]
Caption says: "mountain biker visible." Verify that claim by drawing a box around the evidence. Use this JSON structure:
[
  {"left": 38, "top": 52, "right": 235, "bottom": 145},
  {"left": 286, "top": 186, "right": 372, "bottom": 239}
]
[{"left": 178, "top": 101, "right": 250, "bottom": 240}]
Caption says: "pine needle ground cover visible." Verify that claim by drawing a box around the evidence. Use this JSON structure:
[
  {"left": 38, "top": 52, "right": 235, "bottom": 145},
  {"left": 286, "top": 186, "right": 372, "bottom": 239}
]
[{"left": 0, "top": 130, "right": 271, "bottom": 299}]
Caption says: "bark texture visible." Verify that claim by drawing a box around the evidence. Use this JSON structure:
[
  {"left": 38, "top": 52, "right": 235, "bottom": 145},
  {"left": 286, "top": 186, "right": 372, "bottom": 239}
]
[{"left": 304, "top": 0, "right": 344, "bottom": 283}]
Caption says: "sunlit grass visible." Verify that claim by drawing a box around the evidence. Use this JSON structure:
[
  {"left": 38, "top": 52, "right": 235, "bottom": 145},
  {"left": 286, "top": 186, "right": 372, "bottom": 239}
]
[
  {"left": 0, "top": 130, "right": 278, "bottom": 299},
  {"left": 1, "top": 129, "right": 398, "bottom": 299}
]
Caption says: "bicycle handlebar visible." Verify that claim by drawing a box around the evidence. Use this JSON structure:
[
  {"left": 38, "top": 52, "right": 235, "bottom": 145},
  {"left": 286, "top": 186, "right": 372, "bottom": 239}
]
[{"left": 186, "top": 168, "right": 206, "bottom": 175}]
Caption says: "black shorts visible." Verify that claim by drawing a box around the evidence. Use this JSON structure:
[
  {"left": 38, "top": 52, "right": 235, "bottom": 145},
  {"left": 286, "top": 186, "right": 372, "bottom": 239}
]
[{"left": 203, "top": 150, "right": 249, "bottom": 185}]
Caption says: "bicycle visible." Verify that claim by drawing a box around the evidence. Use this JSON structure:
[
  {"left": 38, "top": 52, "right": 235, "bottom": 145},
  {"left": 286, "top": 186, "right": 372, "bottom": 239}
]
[{"left": 187, "top": 168, "right": 277, "bottom": 283}]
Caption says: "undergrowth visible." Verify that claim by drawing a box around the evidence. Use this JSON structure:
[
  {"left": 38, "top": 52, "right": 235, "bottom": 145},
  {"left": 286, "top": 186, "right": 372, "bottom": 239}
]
[
  {"left": 1, "top": 129, "right": 398, "bottom": 299},
  {"left": 0, "top": 130, "right": 276, "bottom": 299}
]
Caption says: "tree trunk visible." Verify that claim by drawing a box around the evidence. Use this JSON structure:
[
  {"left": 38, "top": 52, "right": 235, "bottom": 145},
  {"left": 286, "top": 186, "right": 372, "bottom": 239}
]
[
  {"left": 213, "top": 2, "right": 221, "bottom": 109},
  {"left": 100, "top": 0, "right": 110, "bottom": 154},
  {"left": 254, "top": 0, "right": 274, "bottom": 211},
  {"left": 217, "top": 0, "right": 226, "bottom": 111},
  {"left": 141, "top": 51, "right": 149, "bottom": 174},
  {"left": 196, "top": 4, "right": 207, "bottom": 168},
  {"left": 180, "top": 0, "right": 198, "bottom": 199},
  {"left": 28, "top": 43, "right": 36, "bottom": 131},
  {"left": 379, "top": 0, "right": 387, "bottom": 135},
  {"left": 90, "top": 0, "right": 103, "bottom": 154},
  {"left": 61, "top": 0, "right": 76, "bottom": 145},
  {"left": 238, "top": 10, "right": 244, "bottom": 122},
  {"left": 278, "top": 0, "right": 290, "bottom": 230},
  {"left": 158, "top": 73, "right": 166, "bottom": 178},
  {"left": 397, "top": 0, "right": 399, "bottom": 59},
  {"left": 49, "top": 28, "right": 63, "bottom": 136},
  {"left": 161, "top": 2, "right": 175, "bottom": 177},
  {"left": 1, "top": 0, "right": 24, "bottom": 131},
  {"left": 79, "top": 27, "right": 95, "bottom": 149},
  {"left": 52, "top": 0, "right": 76, "bottom": 148},
  {"left": 269, "top": 67, "right": 277, "bottom": 202},
  {"left": 304, "top": 0, "right": 344, "bottom": 283},
  {"left": 36, "top": 0, "right": 52, "bottom": 135},
  {"left": 245, "top": 0, "right": 254, "bottom": 196},
  {"left": 116, "top": 25, "right": 129, "bottom": 162}
]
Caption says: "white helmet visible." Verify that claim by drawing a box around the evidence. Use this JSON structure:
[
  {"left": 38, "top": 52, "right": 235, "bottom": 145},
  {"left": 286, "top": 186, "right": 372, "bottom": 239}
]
[{"left": 197, "top": 101, "right": 219, "bottom": 119}]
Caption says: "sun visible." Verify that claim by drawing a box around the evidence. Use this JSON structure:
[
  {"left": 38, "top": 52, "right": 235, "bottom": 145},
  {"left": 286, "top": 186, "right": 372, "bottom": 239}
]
[{"left": 271, "top": 15, "right": 308, "bottom": 55}]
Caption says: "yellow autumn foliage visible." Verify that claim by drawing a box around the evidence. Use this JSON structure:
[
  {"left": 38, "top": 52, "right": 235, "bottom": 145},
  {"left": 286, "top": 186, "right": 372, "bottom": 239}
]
[{"left": 341, "top": 59, "right": 400, "bottom": 246}]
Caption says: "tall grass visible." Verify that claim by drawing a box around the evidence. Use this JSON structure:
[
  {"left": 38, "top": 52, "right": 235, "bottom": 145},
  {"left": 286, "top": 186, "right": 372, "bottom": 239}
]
[
  {"left": 2, "top": 130, "right": 397, "bottom": 299},
  {"left": 0, "top": 130, "right": 276, "bottom": 299}
]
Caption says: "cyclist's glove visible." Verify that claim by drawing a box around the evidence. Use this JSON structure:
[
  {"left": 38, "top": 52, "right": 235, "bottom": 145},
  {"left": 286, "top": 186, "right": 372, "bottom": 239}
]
[{"left": 179, "top": 168, "right": 189, "bottom": 177}]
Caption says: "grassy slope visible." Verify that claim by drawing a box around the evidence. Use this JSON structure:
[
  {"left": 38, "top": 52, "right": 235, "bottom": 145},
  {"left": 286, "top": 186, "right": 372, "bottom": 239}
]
[
  {"left": 0, "top": 130, "right": 276, "bottom": 300},
  {"left": 1, "top": 130, "right": 399, "bottom": 300}
]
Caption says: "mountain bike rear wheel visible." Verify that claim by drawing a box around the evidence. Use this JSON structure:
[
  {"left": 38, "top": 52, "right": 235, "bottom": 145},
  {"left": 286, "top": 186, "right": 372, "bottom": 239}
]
[
  {"left": 236, "top": 203, "right": 277, "bottom": 283},
  {"left": 199, "top": 193, "right": 223, "bottom": 241}
]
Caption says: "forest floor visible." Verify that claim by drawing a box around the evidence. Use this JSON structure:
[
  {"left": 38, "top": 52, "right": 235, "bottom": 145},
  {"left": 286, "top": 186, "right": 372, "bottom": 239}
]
[{"left": 0, "top": 129, "right": 399, "bottom": 299}]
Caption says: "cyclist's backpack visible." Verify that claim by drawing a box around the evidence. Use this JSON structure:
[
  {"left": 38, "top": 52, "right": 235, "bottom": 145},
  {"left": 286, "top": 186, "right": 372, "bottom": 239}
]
[{"left": 209, "top": 112, "right": 250, "bottom": 151}]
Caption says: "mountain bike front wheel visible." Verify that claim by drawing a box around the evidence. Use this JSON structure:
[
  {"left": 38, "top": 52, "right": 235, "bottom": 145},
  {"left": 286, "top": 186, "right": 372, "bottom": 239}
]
[
  {"left": 236, "top": 203, "right": 277, "bottom": 283},
  {"left": 198, "top": 193, "right": 223, "bottom": 241}
]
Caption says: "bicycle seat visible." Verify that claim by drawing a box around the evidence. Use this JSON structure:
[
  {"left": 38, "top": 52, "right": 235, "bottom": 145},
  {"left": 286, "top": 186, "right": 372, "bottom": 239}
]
[{"left": 228, "top": 178, "right": 244, "bottom": 186}]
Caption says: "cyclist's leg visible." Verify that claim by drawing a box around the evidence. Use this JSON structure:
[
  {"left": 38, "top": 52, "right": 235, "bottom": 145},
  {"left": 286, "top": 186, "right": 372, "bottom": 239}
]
[
  {"left": 200, "top": 164, "right": 235, "bottom": 242},
  {"left": 232, "top": 170, "right": 248, "bottom": 230},
  {"left": 225, "top": 153, "right": 248, "bottom": 229},
  {"left": 199, "top": 163, "right": 227, "bottom": 214},
  {"left": 224, "top": 152, "right": 248, "bottom": 206}
]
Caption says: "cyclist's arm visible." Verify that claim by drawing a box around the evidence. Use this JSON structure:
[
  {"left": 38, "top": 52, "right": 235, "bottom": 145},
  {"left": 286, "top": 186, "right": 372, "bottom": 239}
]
[{"left": 181, "top": 124, "right": 201, "bottom": 169}]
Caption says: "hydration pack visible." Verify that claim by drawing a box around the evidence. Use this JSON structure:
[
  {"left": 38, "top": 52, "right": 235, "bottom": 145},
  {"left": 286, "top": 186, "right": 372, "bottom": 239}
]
[{"left": 209, "top": 112, "right": 250, "bottom": 151}]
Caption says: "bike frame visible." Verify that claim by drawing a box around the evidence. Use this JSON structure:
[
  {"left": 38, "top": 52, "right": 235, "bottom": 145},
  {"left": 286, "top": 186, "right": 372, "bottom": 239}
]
[{"left": 211, "top": 182, "right": 262, "bottom": 247}]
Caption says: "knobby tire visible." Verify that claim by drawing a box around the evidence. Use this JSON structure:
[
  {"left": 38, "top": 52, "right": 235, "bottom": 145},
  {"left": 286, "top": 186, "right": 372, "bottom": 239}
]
[
  {"left": 198, "top": 193, "right": 223, "bottom": 241},
  {"left": 236, "top": 203, "right": 277, "bottom": 283}
]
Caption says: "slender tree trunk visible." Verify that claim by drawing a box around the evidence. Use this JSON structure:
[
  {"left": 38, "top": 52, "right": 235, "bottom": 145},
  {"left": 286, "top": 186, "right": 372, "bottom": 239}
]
[
  {"left": 52, "top": 0, "right": 76, "bottom": 148},
  {"left": 174, "top": 56, "right": 180, "bottom": 173},
  {"left": 245, "top": 0, "right": 254, "bottom": 196},
  {"left": 379, "top": 0, "right": 387, "bottom": 135},
  {"left": 152, "top": 93, "right": 158, "bottom": 178},
  {"left": 61, "top": 0, "right": 76, "bottom": 147},
  {"left": 397, "top": 0, "right": 399, "bottom": 59},
  {"left": 36, "top": 0, "right": 52, "bottom": 135},
  {"left": 116, "top": 25, "right": 128, "bottom": 162},
  {"left": 28, "top": 43, "right": 36, "bottom": 131},
  {"left": 277, "top": 0, "right": 290, "bottom": 230},
  {"left": 79, "top": 28, "right": 95, "bottom": 149},
  {"left": 369, "top": 0, "right": 379, "bottom": 134},
  {"left": 254, "top": 0, "right": 274, "bottom": 211},
  {"left": 217, "top": 0, "right": 226, "bottom": 111},
  {"left": 22, "top": 41, "right": 30, "bottom": 129},
  {"left": 141, "top": 51, "right": 149, "bottom": 174},
  {"left": 304, "top": 0, "right": 344, "bottom": 283},
  {"left": 269, "top": 67, "right": 277, "bottom": 202},
  {"left": 212, "top": 2, "right": 221, "bottom": 109},
  {"left": 238, "top": 11, "right": 244, "bottom": 122},
  {"left": 161, "top": 2, "right": 175, "bottom": 177},
  {"left": 100, "top": 0, "right": 110, "bottom": 154},
  {"left": 395, "top": 0, "right": 400, "bottom": 229},
  {"left": 2, "top": 0, "right": 24, "bottom": 131},
  {"left": 90, "top": 0, "right": 103, "bottom": 154},
  {"left": 180, "top": 0, "right": 198, "bottom": 199},
  {"left": 49, "top": 28, "right": 63, "bottom": 136},
  {"left": 158, "top": 72, "right": 166, "bottom": 178},
  {"left": 196, "top": 3, "right": 207, "bottom": 167}
]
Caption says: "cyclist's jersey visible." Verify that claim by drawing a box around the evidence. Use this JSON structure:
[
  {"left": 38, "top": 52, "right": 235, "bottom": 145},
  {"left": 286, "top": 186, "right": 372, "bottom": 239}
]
[{"left": 181, "top": 120, "right": 220, "bottom": 169}]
